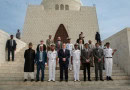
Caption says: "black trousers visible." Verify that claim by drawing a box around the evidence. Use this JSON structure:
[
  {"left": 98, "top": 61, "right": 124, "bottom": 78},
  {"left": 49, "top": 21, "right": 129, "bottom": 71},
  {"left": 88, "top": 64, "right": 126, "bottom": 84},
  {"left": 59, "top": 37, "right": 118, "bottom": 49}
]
[
  {"left": 8, "top": 49, "right": 14, "bottom": 61},
  {"left": 83, "top": 63, "right": 91, "bottom": 80},
  {"left": 96, "top": 39, "right": 101, "bottom": 43},
  {"left": 60, "top": 63, "right": 68, "bottom": 80}
]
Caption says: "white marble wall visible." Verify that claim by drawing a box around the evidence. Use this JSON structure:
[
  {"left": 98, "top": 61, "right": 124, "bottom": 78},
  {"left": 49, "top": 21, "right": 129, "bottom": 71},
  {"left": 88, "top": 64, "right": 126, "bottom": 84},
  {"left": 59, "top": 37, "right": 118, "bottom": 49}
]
[
  {"left": 0, "top": 29, "right": 26, "bottom": 64},
  {"left": 103, "top": 28, "right": 130, "bottom": 75},
  {"left": 22, "top": 5, "right": 99, "bottom": 45}
]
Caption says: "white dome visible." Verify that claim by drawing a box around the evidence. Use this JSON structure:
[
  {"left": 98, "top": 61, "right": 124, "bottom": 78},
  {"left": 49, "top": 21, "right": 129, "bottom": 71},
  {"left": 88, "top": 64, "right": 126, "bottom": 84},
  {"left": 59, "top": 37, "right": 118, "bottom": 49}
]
[
  {"left": 74, "top": 0, "right": 81, "bottom": 3},
  {"left": 41, "top": 0, "right": 82, "bottom": 11}
]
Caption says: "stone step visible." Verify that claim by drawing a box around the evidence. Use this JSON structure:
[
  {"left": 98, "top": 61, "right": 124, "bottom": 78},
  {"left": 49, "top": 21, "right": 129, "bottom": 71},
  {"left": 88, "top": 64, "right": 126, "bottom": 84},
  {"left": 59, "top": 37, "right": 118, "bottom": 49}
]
[
  {"left": 0, "top": 66, "right": 121, "bottom": 70},
  {"left": 0, "top": 73, "right": 127, "bottom": 77},
  {"left": 0, "top": 80, "right": 130, "bottom": 86},
  {"left": 0, "top": 71, "right": 126, "bottom": 76},
  {"left": 0, "top": 69, "right": 125, "bottom": 73},
  {"left": 0, "top": 69, "right": 126, "bottom": 74},
  {"left": 0, "top": 76, "right": 129, "bottom": 81},
  {"left": 0, "top": 62, "right": 119, "bottom": 67}
]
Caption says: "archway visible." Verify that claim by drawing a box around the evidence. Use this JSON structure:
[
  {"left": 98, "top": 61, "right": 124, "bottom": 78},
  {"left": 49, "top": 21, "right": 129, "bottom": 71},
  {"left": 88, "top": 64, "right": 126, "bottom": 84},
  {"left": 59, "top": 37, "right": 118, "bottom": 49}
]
[{"left": 54, "top": 24, "right": 69, "bottom": 43}]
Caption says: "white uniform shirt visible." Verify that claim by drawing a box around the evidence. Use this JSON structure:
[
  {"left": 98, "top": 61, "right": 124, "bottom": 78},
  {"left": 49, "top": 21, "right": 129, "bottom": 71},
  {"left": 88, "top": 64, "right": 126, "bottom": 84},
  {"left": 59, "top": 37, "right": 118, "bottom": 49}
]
[
  {"left": 66, "top": 43, "right": 74, "bottom": 51},
  {"left": 66, "top": 43, "right": 74, "bottom": 56},
  {"left": 99, "top": 45, "right": 104, "bottom": 49},
  {"left": 47, "top": 50, "right": 57, "bottom": 62},
  {"left": 104, "top": 48, "right": 113, "bottom": 57},
  {"left": 72, "top": 50, "right": 81, "bottom": 64},
  {"left": 89, "top": 44, "right": 95, "bottom": 49}
]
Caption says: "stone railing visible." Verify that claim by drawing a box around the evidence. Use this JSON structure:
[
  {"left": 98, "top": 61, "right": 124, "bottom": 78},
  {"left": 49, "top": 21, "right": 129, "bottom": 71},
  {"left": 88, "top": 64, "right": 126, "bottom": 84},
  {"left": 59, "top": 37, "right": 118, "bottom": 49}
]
[
  {"left": 0, "top": 29, "right": 27, "bottom": 64},
  {"left": 103, "top": 28, "right": 130, "bottom": 75}
]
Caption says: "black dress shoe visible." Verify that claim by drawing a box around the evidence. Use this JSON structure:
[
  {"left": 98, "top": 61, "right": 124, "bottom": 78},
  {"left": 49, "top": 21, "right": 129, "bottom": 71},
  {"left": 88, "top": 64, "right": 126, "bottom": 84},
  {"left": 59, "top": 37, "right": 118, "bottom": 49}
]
[
  {"left": 41, "top": 80, "right": 44, "bottom": 82},
  {"left": 88, "top": 79, "right": 92, "bottom": 81},
  {"left": 36, "top": 80, "right": 39, "bottom": 82},
  {"left": 24, "top": 79, "right": 27, "bottom": 82},
  {"left": 106, "top": 76, "right": 109, "bottom": 81},
  {"left": 95, "top": 79, "right": 98, "bottom": 81},
  {"left": 100, "top": 79, "right": 104, "bottom": 81},
  {"left": 109, "top": 77, "right": 113, "bottom": 81},
  {"left": 60, "top": 79, "right": 63, "bottom": 82},
  {"left": 31, "top": 79, "right": 34, "bottom": 82},
  {"left": 65, "top": 80, "right": 68, "bottom": 82}
]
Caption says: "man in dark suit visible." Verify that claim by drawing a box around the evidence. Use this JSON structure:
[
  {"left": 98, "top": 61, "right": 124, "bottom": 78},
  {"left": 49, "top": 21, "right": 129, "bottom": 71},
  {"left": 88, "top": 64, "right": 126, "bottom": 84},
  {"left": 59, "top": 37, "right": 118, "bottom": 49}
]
[
  {"left": 36, "top": 40, "right": 46, "bottom": 52},
  {"left": 93, "top": 43, "right": 104, "bottom": 81},
  {"left": 81, "top": 43, "right": 92, "bottom": 81},
  {"left": 95, "top": 32, "right": 101, "bottom": 43},
  {"left": 35, "top": 46, "right": 47, "bottom": 82},
  {"left": 58, "top": 43, "right": 70, "bottom": 82},
  {"left": 6, "top": 35, "right": 17, "bottom": 61}
]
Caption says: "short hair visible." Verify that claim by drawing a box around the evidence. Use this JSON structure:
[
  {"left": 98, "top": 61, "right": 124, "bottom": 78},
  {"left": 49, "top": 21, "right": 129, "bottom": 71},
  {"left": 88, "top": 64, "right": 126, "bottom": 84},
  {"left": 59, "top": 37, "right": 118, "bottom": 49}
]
[
  {"left": 106, "top": 42, "right": 110, "bottom": 45},
  {"left": 40, "top": 40, "right": 44, "bottom": 42},
  {"left": 95, "top": 43, "right": 99, "bottom": 45},
  {"left": 84, "top": 43, "right": 89, "bottom": 46},
  {"left": 29, "top": 42, "right": 33, "bottom": 46},
  {"left": 10, "top": 35, "right": 13, "bottom": 37}
]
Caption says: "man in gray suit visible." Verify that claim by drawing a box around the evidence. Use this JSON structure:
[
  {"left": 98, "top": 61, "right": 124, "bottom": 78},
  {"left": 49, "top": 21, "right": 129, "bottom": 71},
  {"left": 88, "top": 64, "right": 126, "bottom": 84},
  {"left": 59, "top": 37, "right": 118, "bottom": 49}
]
[
  {"left": 81, "top": 43, "right": 92, "bottom": 81},
  {"left": 93, "top": 43, "right": 104, "bottom": 81}
]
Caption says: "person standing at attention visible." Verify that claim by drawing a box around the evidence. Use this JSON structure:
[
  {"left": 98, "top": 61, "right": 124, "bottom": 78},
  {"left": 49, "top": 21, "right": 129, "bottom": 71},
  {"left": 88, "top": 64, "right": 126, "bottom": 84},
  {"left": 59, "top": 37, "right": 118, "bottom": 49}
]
[{"left": 104, "top": 42, "right": 117, "bottom": 81}]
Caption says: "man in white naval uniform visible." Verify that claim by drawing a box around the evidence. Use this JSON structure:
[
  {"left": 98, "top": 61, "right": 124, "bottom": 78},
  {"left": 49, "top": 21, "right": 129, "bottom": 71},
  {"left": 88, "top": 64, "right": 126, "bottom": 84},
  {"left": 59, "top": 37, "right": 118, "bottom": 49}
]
[
  {"left": 104, "top": 42, "right": 117, "bottom": 81},
  {"left": 66, "top": 38, "right": 74, "bottom": 71},
  {"left": 72, "top": 43, "right": 81, "bottom": 82},
  {"left": 47, "top": 44, "right": 58, "bottom": 82}
]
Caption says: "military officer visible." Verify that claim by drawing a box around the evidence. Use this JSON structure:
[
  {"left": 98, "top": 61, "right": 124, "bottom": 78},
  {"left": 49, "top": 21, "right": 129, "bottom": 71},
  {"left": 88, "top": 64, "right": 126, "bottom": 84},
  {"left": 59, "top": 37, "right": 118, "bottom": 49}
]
[
  {"left": 47, "top": 44, "right": 58, "bottom": 82},
  {"left": 46, "top": 35, "right": 54, "bottom": 51},
  {"left": 81, "top": 43, "right": 92, "bottom": 81},
  {"left": 104, "top": 42, "right": 117, "bottom": 81},
  {"left": 93, "top": 43, "right": 104, "bottom": 81},
  {"left": 72, "top": 43, "right": 81, "bottom": 82},
  {"left": 66, "top": 38, "right": 74, "bottom": 70}
]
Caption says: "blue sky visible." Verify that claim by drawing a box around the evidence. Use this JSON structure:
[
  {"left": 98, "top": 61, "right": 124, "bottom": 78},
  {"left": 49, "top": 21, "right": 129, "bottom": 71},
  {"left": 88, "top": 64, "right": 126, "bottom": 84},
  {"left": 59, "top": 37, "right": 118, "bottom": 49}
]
[{"left": 0, "top": 0, "right": 130, "bottom": 40}]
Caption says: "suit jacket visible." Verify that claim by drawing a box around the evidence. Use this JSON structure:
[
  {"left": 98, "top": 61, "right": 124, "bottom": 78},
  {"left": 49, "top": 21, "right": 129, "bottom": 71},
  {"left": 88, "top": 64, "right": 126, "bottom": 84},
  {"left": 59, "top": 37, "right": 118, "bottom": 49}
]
[
  {"left": 6, "top": 39, "right": 17, "bottom": 50},
  {"left": 78, "top": 44, "right": 84, "bottom": 51},
  {"left": 93, "top": 48, "right": 104, "bottom": 63},
  {"left": 58, "top": 49, "right": 70, "bottom": 65},
  {"left": 76, "top": 38, "right": 84, "bottom": 44},
  {"left": 81, "top": 48, "right": 92, "bottom": 64},
  {"left": 55, "top": 41, "right": 62, "bottom": 51},
  {"left": 36, "top": 44, "right": 46, "bottom": 52},
  {"left": 95, "top": 33, "right": 101, "bottom": 41},
  {"left": 35, "top": 51, "right": 47, "bottom": 66}
]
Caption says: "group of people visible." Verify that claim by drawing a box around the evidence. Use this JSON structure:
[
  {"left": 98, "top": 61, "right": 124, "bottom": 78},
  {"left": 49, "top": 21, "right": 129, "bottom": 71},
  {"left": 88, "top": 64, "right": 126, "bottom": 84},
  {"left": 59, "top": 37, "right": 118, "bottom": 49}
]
[{"left": 5, "top": 32, "right": 117, "bottom": 82}]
